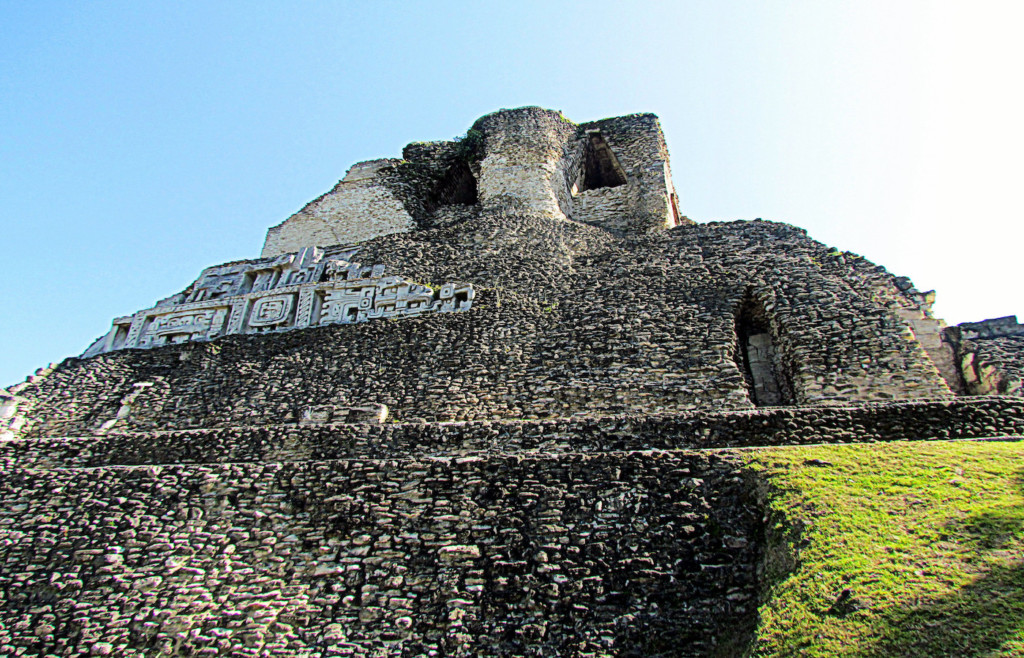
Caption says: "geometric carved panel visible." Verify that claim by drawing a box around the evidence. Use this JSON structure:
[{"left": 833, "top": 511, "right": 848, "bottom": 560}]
[
  {"left": 147, "top": 310, "right": 217, "bottom": 336},
  {"left": 82, "top": 244, "right": 475, "bottom": 356},
  {"left": 138, "top": 307, "right": 230, "bottom": 347},
  {"left": 248, "top": 294, "right": 295, "bottom": 328}
]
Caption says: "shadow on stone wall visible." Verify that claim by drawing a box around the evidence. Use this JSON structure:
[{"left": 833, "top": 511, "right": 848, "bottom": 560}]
[{"left": 0, "top": 452, "right": 781, "bottom": 656}]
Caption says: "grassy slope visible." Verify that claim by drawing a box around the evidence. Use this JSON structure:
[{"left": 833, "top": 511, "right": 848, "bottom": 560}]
[{"left": 748, "top": 440, "right": 1024, "bottom": 657}]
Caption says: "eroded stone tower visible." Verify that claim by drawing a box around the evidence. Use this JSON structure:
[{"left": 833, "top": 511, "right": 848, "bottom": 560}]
[{"left": 262, "top": 108, "right": 682, "bottom": 258}]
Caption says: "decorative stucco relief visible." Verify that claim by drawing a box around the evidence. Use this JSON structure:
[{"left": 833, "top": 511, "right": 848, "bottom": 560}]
[
  {"left": 83, "top": 246, "right": 475, "bottom": 356},
  {"left": 0, "top": 393, "right": 27, "bottom": 441}
]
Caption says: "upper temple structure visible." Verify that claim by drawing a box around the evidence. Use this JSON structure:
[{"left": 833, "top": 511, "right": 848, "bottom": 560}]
[
  {"left": 261, "top": 108, "right": 683, "bottom": 257},
  {"left": 1, "top": 107, "right": 1023, "bottom": 656}
]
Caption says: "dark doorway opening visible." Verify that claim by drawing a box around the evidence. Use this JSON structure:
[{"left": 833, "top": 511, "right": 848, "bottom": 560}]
[
  {"left": 735, "top": 291, "right": 794, "bottom": 406},
  {"left": 425, "top": 160, "right": 478, "bottom": 213},
  {"left": 579, "top": 130, "right": 627, "bottom": 192}
]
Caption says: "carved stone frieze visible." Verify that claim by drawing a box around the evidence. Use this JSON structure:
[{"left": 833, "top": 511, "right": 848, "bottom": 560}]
[
  {"left": 83, "top": 246, "right": 475, "bottom": 356},
  {"left": 248, "top": 295, "right": 295, "bottom": 329},
  {"left": 0, "top": 392, "right": 27, "bottom": 441}
]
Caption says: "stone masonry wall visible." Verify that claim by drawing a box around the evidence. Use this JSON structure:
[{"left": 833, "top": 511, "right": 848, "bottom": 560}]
[
  {"left": 6, "top": 398, "right": 1023, "bottom": 471},
  {"left": 474, "top": 108, "right": 578, "bottom": 221},
  {"left": 571, "top": 114, "right": 682, "bottom": 233},
  {"left": 262, "top": 161, "right": 416, "bottom": 257},
  {"left": 2, "top": 395, "right": 1021, "bottom": 656},
  {"left": 18, "top": 216, "right": 953, "bottom": 438},
  {"left": 255, "top": 108, "right": 687, "bottom": 258},
  {"left": 966, "top": 335, "right": 1024, "bottom": 395},
  {"left": 944, "top": 317, "right": 1024, "bottom": 396},
  {"left": 4, "top": 106, "right": 1017, "bottom": 657},
  {"left": 695, "top": 220, "right": 951, "bottom": 403},
  {"left": 0, "top": 451, "right": 764, "bottom": 657},
  {"left": 571, "top": 185, "right": 640, "bottom": 233}
]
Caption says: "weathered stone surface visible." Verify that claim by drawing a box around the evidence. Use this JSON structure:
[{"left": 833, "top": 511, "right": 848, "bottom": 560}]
[
  {"left": 943, "top": 316, "right": 1024, "bottom": 396},
  {"left": 83, "top": 246, "right": 474, "bottom": 357},
  {"left": 261, "top": 107, "right": 685, "bottom": 257},
  {"left": 4, "top": 398, "right": 1023, "bottom": 471},
  {"left": 0, "top": 452, "right": 764, "bottom": 657},
  {"left": 0, "top": 391, "right": 26, "bottom": 441},
  {"left": 45, "top": 215, "right": 960, "bottom": 439},
  {"left": 262, "top": 160, "right": 416, "bottom": 257},
  {"left": 3, "top": 106, "right": 1022, "bottom": 656}
]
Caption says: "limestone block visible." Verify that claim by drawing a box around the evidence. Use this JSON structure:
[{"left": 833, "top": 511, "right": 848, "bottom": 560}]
[
  {"left": 248, "top": 294, "right": 295, "bottom": 329},
  {"left": 300, "top": 406, "right": 334, "bottom": 426},
  {"left": 347, "top": 404, "right": 389, "bottom": 424},
  {"left": 262, "top": 160, "right": 415, "bottom": 257},
  {"left": 0, "top": 395, "right": 18, "bottom": 420},
  {"left": 137, "top": 306, "right": 231, "bottom": 348},
  {"left": 300, "top": 403, "right": 388, "bottom": 426}
]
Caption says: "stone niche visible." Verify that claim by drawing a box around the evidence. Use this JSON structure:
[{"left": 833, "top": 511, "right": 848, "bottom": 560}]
[
  {"left": 83, "top": 245, "right": 475, "bottom": 357},
  {"left": 734, "top": 291, "right": 794, "bottom": 407}
]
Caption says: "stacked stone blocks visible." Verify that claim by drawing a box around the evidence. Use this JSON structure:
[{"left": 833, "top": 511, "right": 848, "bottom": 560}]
[{"left": 3, "top": 107, "right": 1023, "bottom": 656}]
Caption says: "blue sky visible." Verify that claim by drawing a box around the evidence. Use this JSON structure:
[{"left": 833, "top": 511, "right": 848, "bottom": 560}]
[{"left": 2, "top": 1, "right": 1022, "bottom": 386}]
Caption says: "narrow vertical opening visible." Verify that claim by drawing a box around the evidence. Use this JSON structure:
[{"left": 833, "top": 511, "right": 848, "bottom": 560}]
[{"left": 735, "top": 291, "right": 794, "bottom": 406}]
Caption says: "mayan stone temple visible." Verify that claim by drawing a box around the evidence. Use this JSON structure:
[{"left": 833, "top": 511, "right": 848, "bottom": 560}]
[{"left": 2, "top": 107, "right": 1023, "bottom": 656}]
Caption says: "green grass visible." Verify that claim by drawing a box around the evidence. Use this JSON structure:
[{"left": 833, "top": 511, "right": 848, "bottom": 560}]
[{"left": 747, "top": 440, "right": 1024, "bottom": 657}]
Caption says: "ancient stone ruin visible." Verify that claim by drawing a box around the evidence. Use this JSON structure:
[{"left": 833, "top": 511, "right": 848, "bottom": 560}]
[
  {"left": 81, "top": 246, "right": 474, "bottom": 356},
  {"left": 2, "top": 107, "right": 1023, "bottom": 656}
]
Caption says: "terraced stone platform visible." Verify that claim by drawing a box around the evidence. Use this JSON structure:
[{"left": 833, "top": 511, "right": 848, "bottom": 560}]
[{"left": 1, "top": 399, "right": 1022, "bottom": 657}]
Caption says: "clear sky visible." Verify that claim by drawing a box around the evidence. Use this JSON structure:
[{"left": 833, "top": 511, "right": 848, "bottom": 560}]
[{"left": 2, "top": 1, "right": 1022, "bottom": 387}]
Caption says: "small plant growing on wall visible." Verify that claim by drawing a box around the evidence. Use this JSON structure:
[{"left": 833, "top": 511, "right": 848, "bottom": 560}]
[{"left": 453, "top": 128, "right": 485, "bottom": 163}]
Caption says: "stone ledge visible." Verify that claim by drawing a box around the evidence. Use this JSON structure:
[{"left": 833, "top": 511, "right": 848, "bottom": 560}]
[{"left": 6, "top": 397, "right": 1023, "bottom": 470}]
